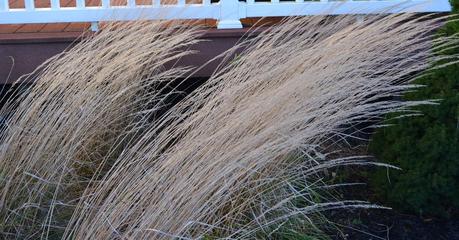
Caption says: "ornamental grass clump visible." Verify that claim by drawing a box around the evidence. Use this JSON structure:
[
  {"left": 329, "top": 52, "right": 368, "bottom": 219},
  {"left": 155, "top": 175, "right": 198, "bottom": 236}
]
[
  {"left": 0, "top": 21, "right": 199, "bottom": 238},
  {"left": 0, "top": 13, "right": 457, "bottom": 240}
]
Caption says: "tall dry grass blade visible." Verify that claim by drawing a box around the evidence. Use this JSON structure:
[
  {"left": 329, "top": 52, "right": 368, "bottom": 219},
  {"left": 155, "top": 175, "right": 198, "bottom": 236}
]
[
  {"left": 0, "top": 20, "right": 199, "bottom": 239},
  {"left": 0, "top": 12, "right": 458, "bottom": 240},
  {"left": 63, "top": 14, "right": 459, "bottom": 239}
]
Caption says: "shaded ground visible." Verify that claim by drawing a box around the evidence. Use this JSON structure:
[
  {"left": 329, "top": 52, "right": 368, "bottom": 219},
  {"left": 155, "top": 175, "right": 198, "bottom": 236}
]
[
  {"left": 322, "top": 164, "right": 459, "bottom": 240},
  {"left": 328, "top": 208, "right": 459, "bottom": 240}
]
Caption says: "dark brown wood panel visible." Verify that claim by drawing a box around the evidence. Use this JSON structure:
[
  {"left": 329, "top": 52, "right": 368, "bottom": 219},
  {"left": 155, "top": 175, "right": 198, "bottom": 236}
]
[{"left": 0, "top": 28, "right": 263, "bottom": 84}]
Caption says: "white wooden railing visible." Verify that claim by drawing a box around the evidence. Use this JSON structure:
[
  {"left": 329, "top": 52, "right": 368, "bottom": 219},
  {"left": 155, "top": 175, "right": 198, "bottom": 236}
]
[{"left": 0, "top": 0, "right": 452, "bottom": 29}]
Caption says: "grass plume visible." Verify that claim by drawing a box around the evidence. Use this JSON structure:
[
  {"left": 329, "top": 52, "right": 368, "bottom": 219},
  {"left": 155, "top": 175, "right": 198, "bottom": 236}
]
[
  {"left": 0, "top": 13, "right": 458, "bottom": 240},
  {"left": 0, "top": 20, "right": 199, "bottom": 238}
]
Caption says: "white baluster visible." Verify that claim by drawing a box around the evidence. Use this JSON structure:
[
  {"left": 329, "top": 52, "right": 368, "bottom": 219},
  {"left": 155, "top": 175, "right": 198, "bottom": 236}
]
[
  {"left": 127, "top": 0, "right": 135, "bottom": 7},
  {"left": 153, "top": 0, "right": 160, "bottom": 5},
  {"left": 247, "top": 0, "right": 254, "bottom": 5},
  {"left": 202, "top": 0, "right": 210, "bottom": 6},
  {"left": 102, "top": 0, "right": 109, "bottom": 8},
  {"left": 76, "top": 0, "right": 85, "bottom": 8},
  {"left": 271, "top": 0, "right": 279, "bottom": 4},
  {"left": 178, "top": 0, "right": 185, "bottom": 5},
  {"left": 25, "top": 0, "right": 35, "bottom": 11},
  {"left": 50, "top": 0, "right": 60, "bottom": 9},
  {"left": 0, "top": 0, "right": 9, "bottom": 11}
]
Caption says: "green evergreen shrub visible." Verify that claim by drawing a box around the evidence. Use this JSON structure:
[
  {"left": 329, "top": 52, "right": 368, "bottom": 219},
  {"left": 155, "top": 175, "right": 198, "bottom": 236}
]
[{"left": 369, "top": 0, "right": 459, "bottom": 218}]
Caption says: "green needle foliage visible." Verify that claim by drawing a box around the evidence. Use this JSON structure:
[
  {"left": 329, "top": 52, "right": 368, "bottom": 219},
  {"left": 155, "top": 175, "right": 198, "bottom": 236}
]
[{"left": 369, "top": 0, "right": 459, "bottom": 218}]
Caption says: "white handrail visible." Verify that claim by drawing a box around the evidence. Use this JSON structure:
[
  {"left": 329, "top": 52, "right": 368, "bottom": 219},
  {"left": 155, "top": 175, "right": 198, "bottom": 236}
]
[{"left": 0, "top": 0, "right": 452, "bottom": 29}]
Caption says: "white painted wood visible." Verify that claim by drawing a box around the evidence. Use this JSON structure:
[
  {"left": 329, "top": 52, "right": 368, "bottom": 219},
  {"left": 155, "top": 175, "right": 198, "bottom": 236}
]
[
  {"left": 76, "top": 0, "right": 85, "bottom": 9},
  {"left": 0, "top": 6, "right": 219, "bottom": 23},
  {"left": 128, "top": 0, "right": 136, "bottom": 7},
  {"left": 245, "top": 1, "right": 452, "bottom": 17},
  {"left": 25, "top": 0, "right": 35, "bottom": 11},
  {"left": 203, "top": 0, "right": 211, "bottom": 6},
  {"left": 0, "top": 0, "right": 452, "bottom": 29},
  {"left": 51, "top": 0, "right": 60, "bottom": 10},
  {"left": 0, "top": 0, "right": 9, "bottom": 11},
  {"left": 102, "top": 0, "right": 110, "bottom": 8},
  {"left": 217, "top": 0, "right": 243, "bottom": 29}
]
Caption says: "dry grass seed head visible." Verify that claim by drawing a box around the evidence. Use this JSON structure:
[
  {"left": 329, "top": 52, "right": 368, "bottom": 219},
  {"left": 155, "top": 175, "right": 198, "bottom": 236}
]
[
  {"left": 66, "top": 14, "right": 459, "bottom": 239},
  {"left": 0, "top": 20, "right": 199, "bottom": 238}
]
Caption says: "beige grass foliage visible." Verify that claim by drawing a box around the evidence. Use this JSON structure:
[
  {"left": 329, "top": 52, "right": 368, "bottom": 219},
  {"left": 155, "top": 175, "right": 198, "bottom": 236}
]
[
  {"left": 65, "top": 14, "right": 457, "bottom": 239},
  {"left": 0, "top": 13, "right": 457, "bottom": 240},
  {"left": 0, "top": 21, "right": 199, "bottom": 238}
]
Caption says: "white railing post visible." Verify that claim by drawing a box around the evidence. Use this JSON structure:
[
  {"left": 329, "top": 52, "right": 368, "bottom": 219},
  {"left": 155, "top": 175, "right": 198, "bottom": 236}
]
[{"left": 217, "top": 0, "right": 243, "bottom": 29}]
